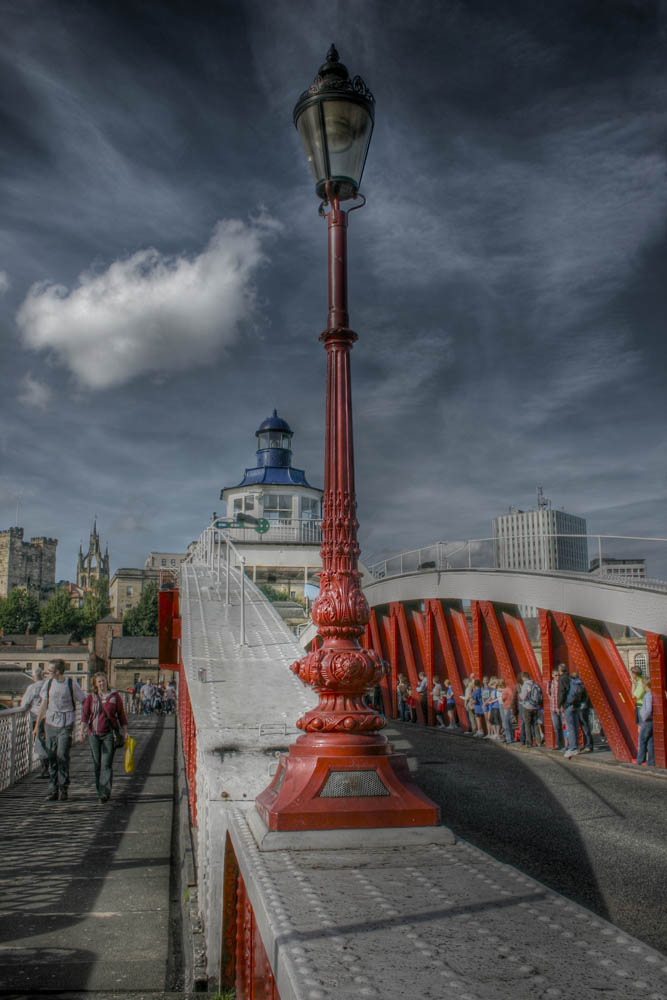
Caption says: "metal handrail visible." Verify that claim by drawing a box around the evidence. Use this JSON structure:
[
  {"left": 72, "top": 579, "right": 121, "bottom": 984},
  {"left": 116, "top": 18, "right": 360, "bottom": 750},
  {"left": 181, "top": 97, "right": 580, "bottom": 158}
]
[
  {"left": 367, "top": 535, "right": 667, "bottom": 592},
  {"left": 0, "top": 699, "right": 88, "bottom": 793},
  {"left": 187, "top": 524, "right": 248, "bottom": 646}
]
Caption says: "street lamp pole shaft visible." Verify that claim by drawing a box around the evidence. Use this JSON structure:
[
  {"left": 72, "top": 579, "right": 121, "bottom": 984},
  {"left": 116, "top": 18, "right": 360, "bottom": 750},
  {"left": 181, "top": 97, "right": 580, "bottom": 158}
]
[
  {"left": 327, "top": 199, "right": 349, "bottom": 330},
  {"left": 289, "top": 192, "right": 384, "bottom": 737}
]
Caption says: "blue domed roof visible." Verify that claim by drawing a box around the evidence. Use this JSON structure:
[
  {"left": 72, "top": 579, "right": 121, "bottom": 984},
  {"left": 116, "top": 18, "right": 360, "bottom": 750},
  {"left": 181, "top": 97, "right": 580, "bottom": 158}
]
[{"left": 256, "top": 409, "right": 292, "bottom": 435}]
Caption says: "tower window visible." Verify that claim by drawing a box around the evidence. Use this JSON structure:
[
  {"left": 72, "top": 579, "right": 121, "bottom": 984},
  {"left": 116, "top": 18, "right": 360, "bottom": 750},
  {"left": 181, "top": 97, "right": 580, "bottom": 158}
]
[
  {"left": 301, "top": 497, "right": 320, "bottom": 519},
  {"left": 264, "top": 494, "right": 293, "bottom": 520}
]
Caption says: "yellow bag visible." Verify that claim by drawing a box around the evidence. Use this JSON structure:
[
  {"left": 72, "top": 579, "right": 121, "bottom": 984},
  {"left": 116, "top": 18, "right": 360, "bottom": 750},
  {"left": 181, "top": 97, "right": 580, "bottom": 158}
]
[{"left": 124, "top": 735, "right": 136, "bottom": 774}]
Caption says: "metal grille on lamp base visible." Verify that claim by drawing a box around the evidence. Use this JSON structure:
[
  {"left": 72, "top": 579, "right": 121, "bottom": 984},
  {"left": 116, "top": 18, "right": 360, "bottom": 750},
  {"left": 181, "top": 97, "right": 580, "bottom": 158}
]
[{"left": 318, "top": 770, "right": 389, "bottom": 798}]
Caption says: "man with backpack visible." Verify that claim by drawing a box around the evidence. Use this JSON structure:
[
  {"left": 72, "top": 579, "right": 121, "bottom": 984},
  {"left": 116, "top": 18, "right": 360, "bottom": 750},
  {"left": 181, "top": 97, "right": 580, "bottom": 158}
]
[
  {"left": 519, "top": 671, "right": 543, "bottom": 748},
  {"left": 34, "top": 660, "right": 86, "bottom": 801},
  {"left": 558, "top": 665, "right": 585, "bottom": 759}
]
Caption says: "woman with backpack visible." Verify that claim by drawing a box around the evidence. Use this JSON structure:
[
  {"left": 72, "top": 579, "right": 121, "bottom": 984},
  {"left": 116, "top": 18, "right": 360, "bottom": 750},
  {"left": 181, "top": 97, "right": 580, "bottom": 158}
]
[{"left": 81, "top": 672, "right": 129, "bottom": 803}]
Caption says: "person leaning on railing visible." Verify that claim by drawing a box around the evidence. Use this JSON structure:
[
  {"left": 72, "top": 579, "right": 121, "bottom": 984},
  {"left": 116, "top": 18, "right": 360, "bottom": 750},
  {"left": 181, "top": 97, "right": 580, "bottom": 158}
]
[{"left": 20, "top": 664, "right": 49, "bottom": 778}]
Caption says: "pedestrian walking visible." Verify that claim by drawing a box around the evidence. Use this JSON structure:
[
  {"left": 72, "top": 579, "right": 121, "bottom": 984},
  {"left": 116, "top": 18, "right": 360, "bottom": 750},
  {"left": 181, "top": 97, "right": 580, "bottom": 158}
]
[
  {"left": 34, "top": 660, "right": 86, "bottom": 801},
  {"left": 140, "top": 679, "right": 155, "bottom": 714},
  {"left": 20, "top": 665, "right": 49, "bottom": 777},
  {"left": 81, "top": 672, "right": 129, "bottom": 803}
]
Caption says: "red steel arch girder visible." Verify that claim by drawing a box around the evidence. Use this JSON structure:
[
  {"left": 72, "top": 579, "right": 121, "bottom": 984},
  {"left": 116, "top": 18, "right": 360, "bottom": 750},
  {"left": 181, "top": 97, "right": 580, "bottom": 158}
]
[
  {"left": 364, "top": 611, "right": 394, "bottom": 717},
  {"left": 550, "top": 612, "right": 636, "bottom": 763},
  {"left": 471, "top": 601, "right": 540, "bottom": 688},
  {"left": 427, "top": 599, "right": 473, "bottom": 729},
  {"left": 392, "top": 602, "right": 428, "bottom": 724},
  {"left": 539, "top": 609, "right": 558, "bottom": 749},
  {"left": 647, "top": 633, "right": 666, "bottom": 769}
]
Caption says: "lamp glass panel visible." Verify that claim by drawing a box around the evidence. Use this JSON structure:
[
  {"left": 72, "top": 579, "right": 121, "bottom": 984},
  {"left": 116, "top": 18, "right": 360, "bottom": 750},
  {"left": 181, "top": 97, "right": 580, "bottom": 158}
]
[
  {"left": 296, "top": 104, "right": 327, "bottom": 185},
  {"left": 321, "top": 100, "right": 372, "bottom": 187}
]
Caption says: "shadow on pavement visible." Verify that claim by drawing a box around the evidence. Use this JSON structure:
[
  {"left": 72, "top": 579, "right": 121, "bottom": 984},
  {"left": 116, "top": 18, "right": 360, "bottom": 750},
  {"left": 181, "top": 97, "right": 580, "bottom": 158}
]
[{"left": 0, "top": 716, "right": 173, "bottom": 995}]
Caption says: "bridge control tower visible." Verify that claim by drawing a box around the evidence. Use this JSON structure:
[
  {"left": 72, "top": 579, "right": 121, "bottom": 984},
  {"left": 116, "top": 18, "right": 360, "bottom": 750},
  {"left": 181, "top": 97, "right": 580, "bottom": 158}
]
[{"left": 219, "top": 411, "right": 324, "bottom": 598}]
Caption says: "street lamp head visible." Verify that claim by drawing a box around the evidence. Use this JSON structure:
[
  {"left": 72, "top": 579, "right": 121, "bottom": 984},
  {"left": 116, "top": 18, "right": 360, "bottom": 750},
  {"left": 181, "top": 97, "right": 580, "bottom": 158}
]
[{"left": 293, "top": 44, "right": 375, "bottom": 202}]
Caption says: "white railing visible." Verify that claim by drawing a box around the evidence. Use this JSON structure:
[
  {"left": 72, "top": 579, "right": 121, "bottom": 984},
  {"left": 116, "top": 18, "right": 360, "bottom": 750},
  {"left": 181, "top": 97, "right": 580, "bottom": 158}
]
[
  {"left": 367, "top": 535, "right": 667, "bottom": 593},
  {"left": 186, "top": 525, "right": 249, "bottom": 646},
  {"left": 0, "top": 705, "right": 34, "bottom": 791},
  {"left": 222, "top": 518, "right": 322, "bottom": 545},
  {"left": 0, "top": 698, "right": 91, "bottom": 793}
]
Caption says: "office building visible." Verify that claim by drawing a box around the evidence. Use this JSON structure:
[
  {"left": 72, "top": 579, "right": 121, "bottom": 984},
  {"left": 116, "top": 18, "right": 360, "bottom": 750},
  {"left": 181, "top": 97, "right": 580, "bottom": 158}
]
[{"left": 493, "top": 488, "right": 588, "bottom": 573}]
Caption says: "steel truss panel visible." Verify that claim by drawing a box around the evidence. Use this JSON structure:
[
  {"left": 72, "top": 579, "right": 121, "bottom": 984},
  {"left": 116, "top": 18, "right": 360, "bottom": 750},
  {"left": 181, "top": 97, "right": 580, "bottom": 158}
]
[
  {"left": 550, "top": 611, "right": 635, "bottom": 762},
  {"left": 647, "top": 632, "right": 666, "bottom": 768}
]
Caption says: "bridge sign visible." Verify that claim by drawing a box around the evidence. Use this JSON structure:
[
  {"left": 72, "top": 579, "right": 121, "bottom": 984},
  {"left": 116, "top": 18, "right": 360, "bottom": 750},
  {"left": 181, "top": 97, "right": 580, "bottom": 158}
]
[{"left": 213, "top": 517, "right": 270, "bottom": 535}]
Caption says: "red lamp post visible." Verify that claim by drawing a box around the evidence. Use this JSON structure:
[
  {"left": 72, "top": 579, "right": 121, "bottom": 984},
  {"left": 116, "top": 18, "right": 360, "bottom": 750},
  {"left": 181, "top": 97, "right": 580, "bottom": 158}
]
[{"left": 255, "top": 46, "right": 439, "bottom": 832}]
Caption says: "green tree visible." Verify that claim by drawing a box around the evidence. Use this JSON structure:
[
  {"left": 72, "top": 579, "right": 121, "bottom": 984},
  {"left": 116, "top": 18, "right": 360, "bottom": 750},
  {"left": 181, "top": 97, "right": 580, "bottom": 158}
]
[
  {"left": 0, "top": 588, "right": 41, "bottom": 634},
  {"left": 123, "top": 580, "right": 158, "bottom": 636},
  {"left": 39, "top": 588, "right": 82, "bottom": 637},
  {"left": 80, "top": 576, "right": 110, "bottom": 637}
]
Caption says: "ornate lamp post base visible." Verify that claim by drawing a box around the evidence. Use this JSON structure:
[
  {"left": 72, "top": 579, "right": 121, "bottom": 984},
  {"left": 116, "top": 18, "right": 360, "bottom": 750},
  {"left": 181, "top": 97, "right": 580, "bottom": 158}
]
[{"left": 255, "top": 732, "right": 440, "bottom": 832}]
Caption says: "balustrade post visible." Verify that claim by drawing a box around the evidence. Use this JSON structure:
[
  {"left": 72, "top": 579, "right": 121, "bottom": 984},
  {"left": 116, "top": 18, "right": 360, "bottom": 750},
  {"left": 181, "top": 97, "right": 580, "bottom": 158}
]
[
  {"left": 598, "top": 536, "right": 603, "bottom": 575},
  {"left": 226, "top": 537, "right": 231, "bottom": 606},
  {"left": 8, "top": 714, "right": 16, "bottom": 788},
  {"left": 240, "top": 556, "right": 247, "bottom": 646}
]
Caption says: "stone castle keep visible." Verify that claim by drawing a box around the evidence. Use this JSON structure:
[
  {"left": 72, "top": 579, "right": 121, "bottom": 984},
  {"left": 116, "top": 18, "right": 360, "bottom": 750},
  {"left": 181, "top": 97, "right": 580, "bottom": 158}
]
[{"left": 0, "top": 528, "right": 57, "bottom": 599}]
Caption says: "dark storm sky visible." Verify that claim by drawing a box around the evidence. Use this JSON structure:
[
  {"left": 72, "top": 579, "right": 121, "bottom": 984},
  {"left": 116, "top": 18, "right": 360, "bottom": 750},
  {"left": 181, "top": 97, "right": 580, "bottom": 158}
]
[{"left": 1, "top": 0, "right": 666, "bottom": 579}]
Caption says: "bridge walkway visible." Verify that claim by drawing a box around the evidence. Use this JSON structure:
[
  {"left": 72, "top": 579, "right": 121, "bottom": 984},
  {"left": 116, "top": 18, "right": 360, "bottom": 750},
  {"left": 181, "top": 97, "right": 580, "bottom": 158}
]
[{"left": 0, "top": 715, "right": 177, "bottom": 996}]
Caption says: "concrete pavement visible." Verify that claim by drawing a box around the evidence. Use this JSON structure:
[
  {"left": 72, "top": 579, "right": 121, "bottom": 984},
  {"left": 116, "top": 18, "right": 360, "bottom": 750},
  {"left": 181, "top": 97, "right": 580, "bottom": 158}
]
[
  {"left": 396, "top": 721, "right": 667, "bottom": 954},
  {"left": 0, "top": 715, "right": 176, "bottom": 997}
]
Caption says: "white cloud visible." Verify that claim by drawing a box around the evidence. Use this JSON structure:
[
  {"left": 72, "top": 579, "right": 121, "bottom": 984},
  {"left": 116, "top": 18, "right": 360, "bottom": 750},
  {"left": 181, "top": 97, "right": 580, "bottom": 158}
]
[
  {"left": 0, "top": 271, "right": 9, "bottom": 294},
  {"left": 18, "top": 373, "right": 52, "bottom": 411},
  {"left": 16, "top": 216, "right": 281, "bottom": 389}
]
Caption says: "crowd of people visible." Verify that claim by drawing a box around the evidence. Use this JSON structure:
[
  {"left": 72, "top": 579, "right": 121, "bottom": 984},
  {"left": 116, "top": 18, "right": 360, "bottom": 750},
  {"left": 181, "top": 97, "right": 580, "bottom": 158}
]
[
  {"left": 127, "top": 678, "right": 177, "bottom": 715},
  {"left": 388, "top": 663, "right": 656, "bottom": 766}
]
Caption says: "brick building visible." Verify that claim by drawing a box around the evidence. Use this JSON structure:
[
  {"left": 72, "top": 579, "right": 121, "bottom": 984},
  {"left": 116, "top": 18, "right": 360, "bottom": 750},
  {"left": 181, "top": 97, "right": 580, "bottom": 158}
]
[{"left": 0, "top": 527, "right": 57, "bottom": 600}]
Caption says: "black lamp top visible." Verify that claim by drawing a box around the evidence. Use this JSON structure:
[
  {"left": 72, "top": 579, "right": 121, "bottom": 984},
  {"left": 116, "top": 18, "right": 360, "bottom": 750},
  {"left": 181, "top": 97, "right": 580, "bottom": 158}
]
[{"left": 293, "top": 43, "right": 375, "bottom": 125}]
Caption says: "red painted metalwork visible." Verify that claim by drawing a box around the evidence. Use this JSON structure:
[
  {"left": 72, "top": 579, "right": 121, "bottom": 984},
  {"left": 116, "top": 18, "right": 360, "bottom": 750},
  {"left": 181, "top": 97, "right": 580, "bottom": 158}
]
[
  {"left": 539, "top": 609, "right": 557, "bottom": 749},
  {"left": 394, "top": 602, "right": 426, "bottom": 723},
  {"left": 221, "top": 834, "right": 281, "bottom": 999},
  {"left": 550, "top": 612, "right": 636, "bottom": 762},
  {"left": 427, "top": 599, "right": 473, "bottom": 728},
  {"left": 158, "top": 586, "right": 180, "bottom": 670},
  {"left": 255, "top": 185, "right": 439, "bottom": 831},
  {"left": 472, "top": 601, "right": 540, "bottom": 688},
  {"left": 178, "top": 676, "right": 197, "bottom": 824},
  {"left": 367, "top": 611, "right": 393, "bottom": 716},
  {"left": 234, "top": 867, "right": 280, "bottom": 1000},
  {"left": 647, "top": 633, "right": 666, "bottom": 768}
]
